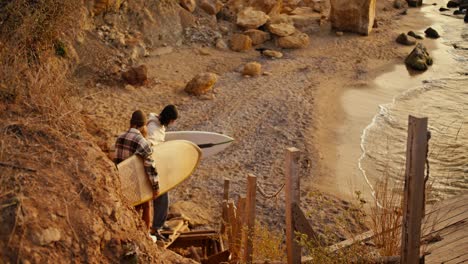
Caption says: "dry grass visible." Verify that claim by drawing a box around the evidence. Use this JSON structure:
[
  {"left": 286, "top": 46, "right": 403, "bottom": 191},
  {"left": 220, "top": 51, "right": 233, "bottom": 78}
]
[
  {"left": 369, "top": 177, "right": 403, "bottom": 257},
  {"left": 252, "top": 221, "right": 287, "bottom": 262}
]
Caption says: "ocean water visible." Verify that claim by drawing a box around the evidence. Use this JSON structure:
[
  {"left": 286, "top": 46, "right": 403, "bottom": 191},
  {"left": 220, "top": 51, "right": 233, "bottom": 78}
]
[{"left": 359, "top": 6, "right": 468, "bottom": 202}]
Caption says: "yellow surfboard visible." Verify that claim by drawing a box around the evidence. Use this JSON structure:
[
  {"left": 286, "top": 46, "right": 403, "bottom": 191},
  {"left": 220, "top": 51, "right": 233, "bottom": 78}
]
[{"left": 117, "top": 140, "right": 202, "bottom": 206}]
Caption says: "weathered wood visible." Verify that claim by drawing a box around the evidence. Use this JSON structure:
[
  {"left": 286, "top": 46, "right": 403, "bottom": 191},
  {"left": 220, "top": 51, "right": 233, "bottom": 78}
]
[
  {"left": 227, "top": 200, "right": 237, "bottom": 251},
  {"left": 243, "top": 174, "right": 257, "bottom": 264},
  {"left": 401, "top": 116, "right": 428, "bottom": 264},
  {"left": 232, "top": 196, "right": 246, "bottom": 260},
  {"left": 202, "top": 250, "right": 231, "bottom": 264},
  {"left": 224, "top": 178, "right": 230, "bottom": 201},
  {"left": 221, "top": 200, "right": 229, "bottom": 235},
  {"left": 221, "top": 179, "right": 230, "bottom": 235},
  {"left": 286, "top": 147, "right": 301, "bottom": 264},
  {"left": 292, "top": 203, "right": 322, "bottom": 246}
]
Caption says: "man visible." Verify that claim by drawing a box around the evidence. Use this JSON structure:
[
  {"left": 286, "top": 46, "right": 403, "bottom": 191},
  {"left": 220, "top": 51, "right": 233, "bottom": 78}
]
[
  {"left": 114, "top": 110, "right": 159, "bottom": 241},
  {"left": 146, "top": 105, "right": 179, "bottom": 240}
]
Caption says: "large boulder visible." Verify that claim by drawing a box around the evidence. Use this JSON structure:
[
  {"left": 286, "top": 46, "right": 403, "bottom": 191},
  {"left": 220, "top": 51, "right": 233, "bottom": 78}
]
[
  {"left": 184, "top": 73, "right": 218, "bottom": 95},
  {"left": 244, "top": 29, "right": 271, "bottom": 45},
  {"left": 230, "top": 34, "right": 253, "bottom": 51},
  {"left": 237, "top": 7, "right": 269, "bottom": 29},
  {"left": 330, "top": 0, "right": 377, "bottom": 35},
  {"left": 122, "top": 65, "right": 148, "bottom": 86},
  {"left": 268, "top": 23, "right": 296, "bottom": 37},
  {"left": 405, "top": 43, "right": 433, "bottom": 71},
  {"left": 277, "top": 32, "right": 310, "bottom": 49}
]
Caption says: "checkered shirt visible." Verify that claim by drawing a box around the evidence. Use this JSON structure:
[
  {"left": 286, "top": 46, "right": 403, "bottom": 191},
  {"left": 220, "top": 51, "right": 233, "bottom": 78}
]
[{"left": 114, "top": 128, "right": 159, "bottom": 191}]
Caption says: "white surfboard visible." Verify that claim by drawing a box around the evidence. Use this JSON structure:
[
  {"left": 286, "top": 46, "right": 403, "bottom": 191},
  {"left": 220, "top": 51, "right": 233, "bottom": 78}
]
[
  {"left": 117, "top": 140, "right": 201, "bottom": 206},
  {"left": 165, "top": 131, "right": 234, "bottom": 158}
]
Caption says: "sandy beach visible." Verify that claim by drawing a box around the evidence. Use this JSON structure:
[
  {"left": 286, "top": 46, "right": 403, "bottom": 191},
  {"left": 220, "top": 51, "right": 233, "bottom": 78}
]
[{"left": 79, "top": 0, "right": 425, "bottom": 233}]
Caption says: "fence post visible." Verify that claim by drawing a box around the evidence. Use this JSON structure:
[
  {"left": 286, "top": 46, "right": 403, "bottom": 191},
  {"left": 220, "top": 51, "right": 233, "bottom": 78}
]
[
  {"left": 243, "top": 174, "right": 257, "bottom": 264},
  {"left": 400, "top": 116, "right": 428, "bottom": 264},
  {"left": 286, "top": 147, "right": 301, "bottom": 264},
  {"left": 221, "top": 179, "right": 231, "bottom": 235}
]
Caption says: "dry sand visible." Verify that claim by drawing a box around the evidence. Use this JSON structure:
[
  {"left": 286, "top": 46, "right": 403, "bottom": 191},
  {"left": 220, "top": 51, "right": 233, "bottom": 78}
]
[{"left": 80, "top": 0, "right": 440, "bottom": 236}]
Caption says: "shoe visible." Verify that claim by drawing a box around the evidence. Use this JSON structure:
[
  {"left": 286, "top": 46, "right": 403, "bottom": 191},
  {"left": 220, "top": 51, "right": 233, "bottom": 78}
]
[
  {"left": 160, "top": 223, "right": 172, "bottom": 231},
  {"left": 154, "top": 231, "right": 169, "bottom": 243},
  {"left": 149, "top": 233, "right": 157, "bottom": 243}
]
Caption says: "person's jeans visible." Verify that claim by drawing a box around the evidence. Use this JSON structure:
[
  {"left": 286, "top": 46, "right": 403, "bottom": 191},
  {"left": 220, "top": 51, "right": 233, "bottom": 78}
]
[{"left": 152, "top": 192, "right": 168, "bottom": 230}]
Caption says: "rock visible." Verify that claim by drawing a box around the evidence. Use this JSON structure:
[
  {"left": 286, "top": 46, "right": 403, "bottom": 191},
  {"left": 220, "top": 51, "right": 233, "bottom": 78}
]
[
  {"left": 396, "top": 33, "right": 416, "bottom": 45},
  {"left": 336, "top": 31, "right": 344, "bottom": 36},
  {"left": 35, "top": 228, "right": 61, "bottom": 246},
  {"left": 277, "top": 32, "right": 310, "bottom": 49},
  {"left": 330, "top": 0, "right": 377, "bottom": 35},
  {"left": 230, "top": 34, "right": 252, "bottom": 52},
  {"left": 268, "top": 23, "right": 296, "bottom": 37},
  {"left": 184, "top": 73, "right": 218, "bottom": 95},
  {"left": 447, "top": 0, "right": 460, "bottom": 8},
  {"left": 424, "top": 27, "right": 440, "bottom": 38},
  {"left": 237, "top": 7, "right": 269, "bottom": 29},
  {"left": 122, "top": 65, "right": 148, "bottom": 86},
  {"left": 439, "top": 7, "right": 450, "bottom": 11},
  {"left": 244, "top": 29, "right": 271, "bottom": 45},
  {"left": 405, "top": 43, "right": 433, "bottom": 71},
  {"left": 215, "top": 39, "right": 228, "bottom": 50},
  {"left": 250, "top": 0, "right": 282, "bottom": 15},
  {"left": 243, "top": 62, "right": 262, "bottom": 76},
  {"left": 180, "top": 0, "right": 196, "bottom": 12},
  {"left": 408, "top": 31, "right": 423, "bottom": 39},
  {"left": 407, "top": 0, "right": 423, "bottom": 7},
  {"left": 268, "top": 14, "right": 294, "bottom": 25},
  {"left": 289, "top": 13, "right": 322, "bottom": 28},
  {"left": 453, "top": 9, "right": 465, "bottom": 15},
  {"left": 393, "top": 0, "right": 405, "bottom": 8},
  {"left": 200, "top": 0, "right": 223, "bottom": 15},
  {"left": 179, "top": 9, "right": 196, "bottom": 29},
  {"left": 262, "top": 49, "right": 283, "bottom": 58},
  {"left": 465, "top": 13, "right": 468, "bottom": 23}
]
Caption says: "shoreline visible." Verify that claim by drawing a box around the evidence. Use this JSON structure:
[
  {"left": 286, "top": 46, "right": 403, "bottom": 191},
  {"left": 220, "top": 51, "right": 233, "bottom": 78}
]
[{"left": 314, "top": 0, "right": 463, "bottom": 204}]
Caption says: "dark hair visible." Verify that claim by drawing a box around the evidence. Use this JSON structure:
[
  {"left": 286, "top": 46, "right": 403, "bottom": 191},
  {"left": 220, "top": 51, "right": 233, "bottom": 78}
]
[
  {"left": 130, "top": 110, "right": 146, "bottom": 128},
  {"left": 159, "top": 105, "right": 178, "bottom": 126}
]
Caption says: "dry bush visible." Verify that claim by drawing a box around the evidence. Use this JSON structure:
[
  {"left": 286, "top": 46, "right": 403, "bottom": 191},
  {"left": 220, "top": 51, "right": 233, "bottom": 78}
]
[{"left": 252, "top": 221, "right": 287, "bottom": 262}]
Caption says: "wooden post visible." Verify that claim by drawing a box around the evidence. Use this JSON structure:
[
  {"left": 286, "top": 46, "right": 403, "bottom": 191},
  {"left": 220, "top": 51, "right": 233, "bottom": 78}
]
[
  {"left": 400, "top": 116, "right": 428, "bottom": 264},
  {"left": 243, "top": 174, "right": 257, "bottom": 264},
  {"left": 227, "top": 200, "right": 237, "bottom": 251},
  {"left": 233, "top": 196, "right": 246, "bottom": 260},
  {"left": 285, "top": 147, "right": 301, "bottom": 264},
  {"left": 221, "top": 179, "right": 230, "bottom": 234},
  {"left": 224, "top": 178, "right": 230, "bottom": 201}
]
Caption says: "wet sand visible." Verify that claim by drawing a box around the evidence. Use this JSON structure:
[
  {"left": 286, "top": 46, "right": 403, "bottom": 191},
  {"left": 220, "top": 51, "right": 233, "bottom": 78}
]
[{"left": 317, "top": 0, "right": 464, "bottom": 204}]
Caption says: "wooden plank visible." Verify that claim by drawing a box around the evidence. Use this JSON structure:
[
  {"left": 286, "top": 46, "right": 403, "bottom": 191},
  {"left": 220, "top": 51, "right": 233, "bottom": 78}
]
[
  {"left": 243, "top": 174, "right": 257, "bottom": 264},
  {"left": 285, "top": 147, "right": 301, "bottom": 264},
  {"left": 292, "top": 203, "right": 321, "bottom": 245},
  {"left": 202, "top": 250, "right": 231, "bottom": 264},
  {"left": 400, "top": 116, "right": 428, "bottom": 264}
]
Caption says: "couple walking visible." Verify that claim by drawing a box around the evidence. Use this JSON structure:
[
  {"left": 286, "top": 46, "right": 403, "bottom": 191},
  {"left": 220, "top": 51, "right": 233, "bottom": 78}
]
[{"left": 114, "top": 105, "right": 178, "bottom": 242}]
